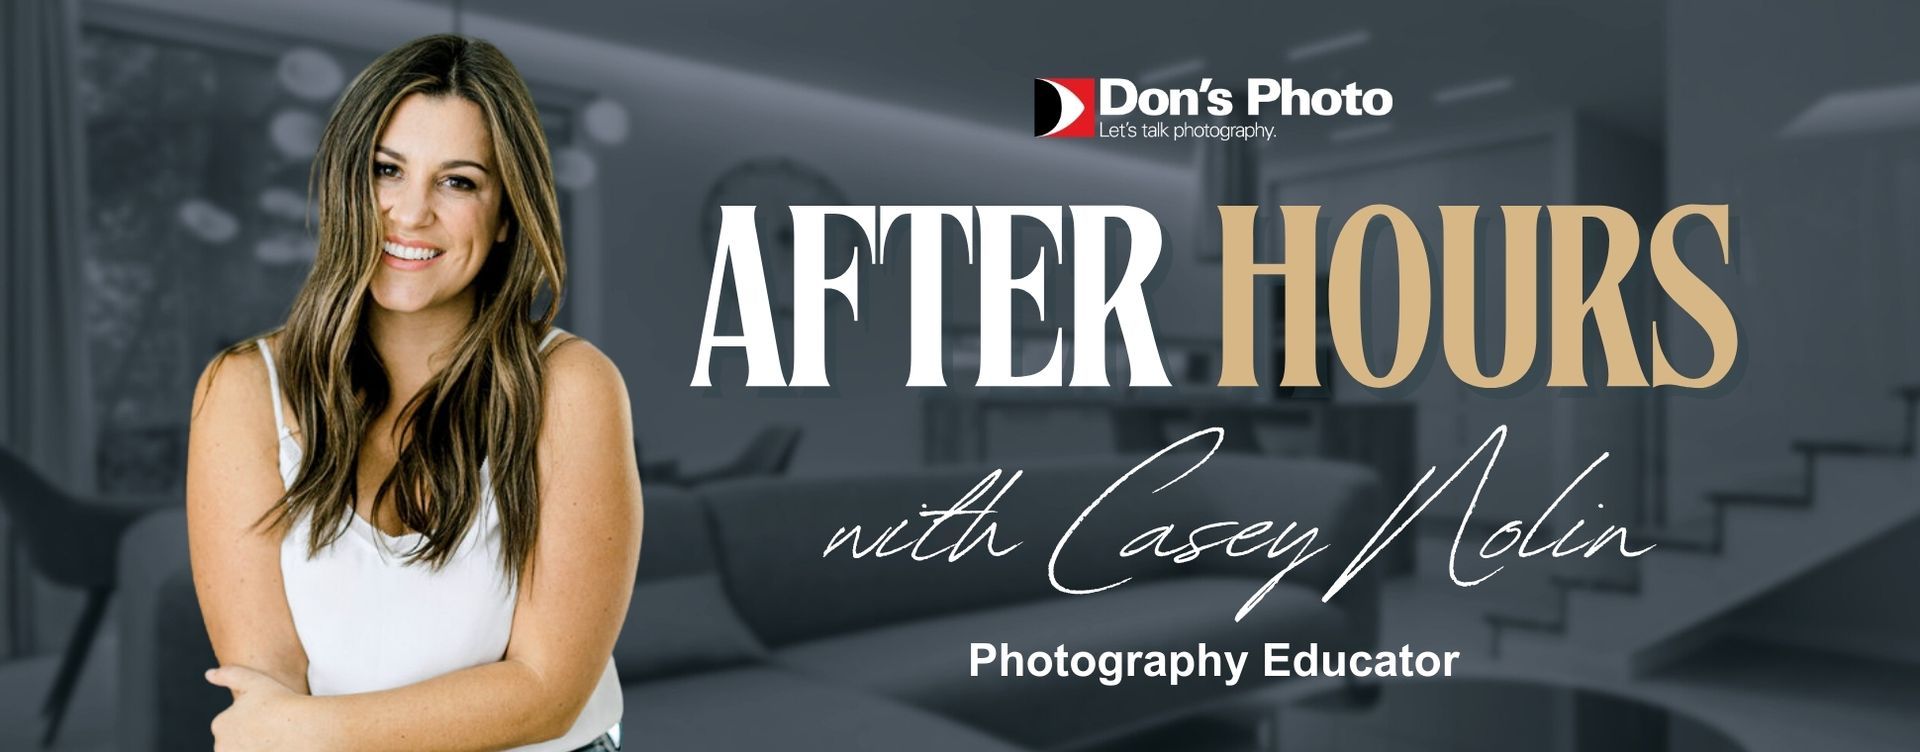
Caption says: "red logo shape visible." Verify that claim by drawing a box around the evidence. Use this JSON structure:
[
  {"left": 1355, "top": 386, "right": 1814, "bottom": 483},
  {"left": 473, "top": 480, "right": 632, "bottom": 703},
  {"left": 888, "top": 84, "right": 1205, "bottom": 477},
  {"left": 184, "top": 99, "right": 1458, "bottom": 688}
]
[{"left": 1035, "top": 78, "right": 1096, "bottom": 138}]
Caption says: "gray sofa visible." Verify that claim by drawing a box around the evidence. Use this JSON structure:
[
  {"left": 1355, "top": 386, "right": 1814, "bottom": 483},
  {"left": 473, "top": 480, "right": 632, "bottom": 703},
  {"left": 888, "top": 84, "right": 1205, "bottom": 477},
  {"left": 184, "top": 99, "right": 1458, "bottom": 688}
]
[{"left": 118, "top": 454, "right": 1381, "bottom": 750}]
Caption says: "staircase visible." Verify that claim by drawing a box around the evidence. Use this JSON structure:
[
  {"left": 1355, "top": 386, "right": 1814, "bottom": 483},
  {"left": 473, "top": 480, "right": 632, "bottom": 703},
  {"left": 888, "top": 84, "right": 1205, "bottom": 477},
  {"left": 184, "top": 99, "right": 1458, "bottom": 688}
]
[{"left": 1483, "top": 386, "right": 1920, "bottom": 676}]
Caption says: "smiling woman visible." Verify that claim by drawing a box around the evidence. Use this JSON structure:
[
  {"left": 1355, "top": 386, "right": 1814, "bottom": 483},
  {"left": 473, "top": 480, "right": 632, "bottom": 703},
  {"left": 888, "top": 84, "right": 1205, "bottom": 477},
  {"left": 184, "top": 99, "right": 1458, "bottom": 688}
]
[{"left": 184, "top": 34, "right": 642, "bottom": 752}]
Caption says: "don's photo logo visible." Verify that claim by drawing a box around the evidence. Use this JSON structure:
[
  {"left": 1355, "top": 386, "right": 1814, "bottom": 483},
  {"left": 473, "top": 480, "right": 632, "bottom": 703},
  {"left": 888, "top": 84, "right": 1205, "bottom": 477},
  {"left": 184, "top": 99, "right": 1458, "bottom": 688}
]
[{"left": 1033, "top": 77, "right": 1095, "bottom": 138}]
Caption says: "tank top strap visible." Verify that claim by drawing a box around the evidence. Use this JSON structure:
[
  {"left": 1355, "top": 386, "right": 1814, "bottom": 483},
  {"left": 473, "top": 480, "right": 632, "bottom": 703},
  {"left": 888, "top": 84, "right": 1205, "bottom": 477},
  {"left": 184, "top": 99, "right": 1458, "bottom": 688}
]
[
  {"left": 255, "top": 338, "right": 292, "bottom": 439},
  {"left": 539, "top": 327, "right": 567, "bottom": 352}
]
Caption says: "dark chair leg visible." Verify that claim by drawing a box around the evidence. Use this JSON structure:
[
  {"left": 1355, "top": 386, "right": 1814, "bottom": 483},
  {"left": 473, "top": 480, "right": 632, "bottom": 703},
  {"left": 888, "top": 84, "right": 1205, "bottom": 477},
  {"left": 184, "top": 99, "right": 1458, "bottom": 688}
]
[{"left": 40, "top": 587, "right": 111, "bottom": 748}]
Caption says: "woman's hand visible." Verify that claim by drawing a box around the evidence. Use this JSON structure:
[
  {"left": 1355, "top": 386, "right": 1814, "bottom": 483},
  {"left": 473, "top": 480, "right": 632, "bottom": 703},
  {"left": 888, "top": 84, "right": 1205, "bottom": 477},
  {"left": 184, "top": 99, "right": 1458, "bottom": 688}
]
[{"left": 206, "top": 665, "right": 335, "bottom": 752}]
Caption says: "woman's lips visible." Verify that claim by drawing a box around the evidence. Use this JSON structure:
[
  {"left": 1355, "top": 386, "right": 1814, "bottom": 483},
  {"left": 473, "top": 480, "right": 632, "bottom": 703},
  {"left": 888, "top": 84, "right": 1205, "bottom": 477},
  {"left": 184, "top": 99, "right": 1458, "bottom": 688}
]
[{"left": 382, "top": 239, "right": 444, "bottom": 270}]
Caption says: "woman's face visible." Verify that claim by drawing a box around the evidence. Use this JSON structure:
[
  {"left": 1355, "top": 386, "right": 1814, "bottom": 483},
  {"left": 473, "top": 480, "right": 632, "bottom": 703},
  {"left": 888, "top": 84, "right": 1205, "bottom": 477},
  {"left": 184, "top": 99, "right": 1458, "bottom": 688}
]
[{"left": 369, "top": 92, "right": 507, "bottom": 316}]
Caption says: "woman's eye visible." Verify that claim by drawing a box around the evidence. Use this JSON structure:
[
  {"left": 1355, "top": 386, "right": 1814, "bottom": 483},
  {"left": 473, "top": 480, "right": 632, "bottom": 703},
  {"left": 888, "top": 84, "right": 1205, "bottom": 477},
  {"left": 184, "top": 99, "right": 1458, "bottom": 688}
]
[
  {"left": 374, "top": 161, "right": 401, "bottom": 179},
  {"left": 443, "top": 175, "right": 478, "bottom": 191}
]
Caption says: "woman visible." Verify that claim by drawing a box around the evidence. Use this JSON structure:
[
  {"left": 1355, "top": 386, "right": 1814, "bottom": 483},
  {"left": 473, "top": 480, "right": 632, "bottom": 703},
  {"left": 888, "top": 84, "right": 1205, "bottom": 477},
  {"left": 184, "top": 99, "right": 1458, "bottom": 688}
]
[{"left": 185, "top": 35, "right": 641, "bottom": 752}]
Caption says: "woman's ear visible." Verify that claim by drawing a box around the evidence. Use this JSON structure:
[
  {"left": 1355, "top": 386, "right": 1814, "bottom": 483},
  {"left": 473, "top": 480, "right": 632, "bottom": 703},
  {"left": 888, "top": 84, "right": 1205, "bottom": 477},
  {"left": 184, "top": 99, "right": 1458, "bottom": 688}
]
[{"left": 495, "top": 217, "right": 510, "bottom": 244}]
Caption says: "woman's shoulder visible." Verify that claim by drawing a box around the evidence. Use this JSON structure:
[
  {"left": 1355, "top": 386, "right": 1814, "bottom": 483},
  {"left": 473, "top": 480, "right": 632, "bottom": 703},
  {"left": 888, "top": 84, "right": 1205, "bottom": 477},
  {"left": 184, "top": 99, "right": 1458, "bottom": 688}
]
[
  {"left": 189, "top": 336, "right": 279, "bottom": 440},
  {"left": 540, "top": 333, "right": 630, "bottom": 412},
  {"left": 195, "top": 338, "right": 270, "bottom": 403}
]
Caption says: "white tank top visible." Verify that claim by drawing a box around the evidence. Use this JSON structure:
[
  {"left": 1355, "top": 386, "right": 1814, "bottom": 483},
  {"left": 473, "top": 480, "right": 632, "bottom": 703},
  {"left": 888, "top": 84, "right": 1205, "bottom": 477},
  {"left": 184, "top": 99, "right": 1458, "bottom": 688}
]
[{"left": 262, "top": 329, "right": 622, "bottom": 750}]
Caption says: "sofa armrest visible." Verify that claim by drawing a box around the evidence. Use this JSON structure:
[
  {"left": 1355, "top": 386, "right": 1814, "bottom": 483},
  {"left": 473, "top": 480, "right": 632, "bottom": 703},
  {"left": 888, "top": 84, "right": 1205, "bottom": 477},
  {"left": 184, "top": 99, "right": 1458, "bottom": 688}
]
[
  {"left": 116, "top": 507, "right": 189, "bottom": 752},
  {"left": 1179, "top": 454, "right": 1385, "bottom": 650}
]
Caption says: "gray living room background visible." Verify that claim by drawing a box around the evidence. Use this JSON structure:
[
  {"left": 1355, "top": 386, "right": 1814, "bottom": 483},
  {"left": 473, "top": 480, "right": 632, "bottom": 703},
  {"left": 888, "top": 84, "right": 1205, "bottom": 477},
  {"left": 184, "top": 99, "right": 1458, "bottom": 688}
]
[{"left": 3, "top": 0, "right": 1918, "bottom": 750}]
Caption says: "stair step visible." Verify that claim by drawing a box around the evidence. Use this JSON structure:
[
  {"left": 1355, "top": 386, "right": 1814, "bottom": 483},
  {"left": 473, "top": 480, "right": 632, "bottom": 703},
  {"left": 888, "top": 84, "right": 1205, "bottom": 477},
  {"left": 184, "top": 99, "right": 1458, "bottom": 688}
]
[
  {"left": 1790, "top": 438, "right": 1907, "bottom": 457},
  {"left": 1634, "top": 527, "right": 1720, "bottom": 554},
  {"left": 1485, "top": 611, "right": 1563, "bottom": 633},
  {"left": 1550, "top": 574, "right": 1640, "bottom": 594},
  {"left": 1416, "top": 512, "right": 1556, "bottom": 540},
  {"left": 1708, "top": 489, "right": 1810, "bottom": 507}
]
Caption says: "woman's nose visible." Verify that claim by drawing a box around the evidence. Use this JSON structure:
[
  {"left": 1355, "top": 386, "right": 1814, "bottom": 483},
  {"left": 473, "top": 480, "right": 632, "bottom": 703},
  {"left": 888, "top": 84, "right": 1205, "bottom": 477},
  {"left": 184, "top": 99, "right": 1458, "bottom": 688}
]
[{"left": 384, "top": 179, "right": 433, "bottom": 228}]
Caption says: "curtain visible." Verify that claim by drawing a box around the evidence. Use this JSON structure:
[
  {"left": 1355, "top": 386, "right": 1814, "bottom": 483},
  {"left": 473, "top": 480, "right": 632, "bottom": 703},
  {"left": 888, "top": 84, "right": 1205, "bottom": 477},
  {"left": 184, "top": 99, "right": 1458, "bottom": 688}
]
[{"left": 2, "top": 0, "right": 98, "bottom": 657}]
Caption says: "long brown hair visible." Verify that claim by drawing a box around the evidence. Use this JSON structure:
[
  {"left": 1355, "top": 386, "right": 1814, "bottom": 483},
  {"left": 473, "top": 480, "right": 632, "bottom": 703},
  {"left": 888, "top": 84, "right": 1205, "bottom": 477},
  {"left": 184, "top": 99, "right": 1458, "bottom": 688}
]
[{"left": 229, "top": 35, "right": 565, "bottom": 585}]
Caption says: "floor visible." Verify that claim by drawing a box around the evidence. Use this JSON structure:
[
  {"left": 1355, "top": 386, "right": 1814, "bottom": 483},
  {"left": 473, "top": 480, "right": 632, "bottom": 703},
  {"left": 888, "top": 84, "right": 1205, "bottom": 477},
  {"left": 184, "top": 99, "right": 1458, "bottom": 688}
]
[
  {"left": 2, "top": 580, "right": 1918, "bottom": 751},
  {"left": 0, "top": 627, "right": 121, "bottom": 751}
]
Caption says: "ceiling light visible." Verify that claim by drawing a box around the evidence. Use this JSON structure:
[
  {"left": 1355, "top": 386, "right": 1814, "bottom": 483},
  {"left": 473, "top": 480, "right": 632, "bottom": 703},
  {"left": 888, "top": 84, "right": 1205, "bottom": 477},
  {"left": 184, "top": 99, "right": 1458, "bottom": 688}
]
[
  {"left": 1329, "top": 121, "right": 1393, "bottom": 143},
  {"left": 1287, "top": 29, "right": 1371, "bottom": 62},
  {"left": 1781, "top": 80, "right": 1920, "bottom": 138},
  {"left": 1138, "top": 57, "right": 1208, "bottom": 88},
  {"left": 1433, "top": 76, "right": 1514, "bottom": 105}
]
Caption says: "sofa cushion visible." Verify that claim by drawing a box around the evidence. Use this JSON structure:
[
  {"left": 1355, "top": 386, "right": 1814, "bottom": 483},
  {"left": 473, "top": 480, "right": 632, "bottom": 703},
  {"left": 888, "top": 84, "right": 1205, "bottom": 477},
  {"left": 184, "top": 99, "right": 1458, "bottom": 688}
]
[
  {"left": 1173, "top": 454, "right": 1382, "bottom": 595},
  {"left": 614, "top": 572, "right": 767, "bottom": 679},
  {"left": 702, "top": 457, "right": 1217, "bottom": 646},
  {"left": 774, "top": 576, "right": 1355, "bottom": 750},
  {"left": 620, "top": 666, "right": 1024, "bottom": 751},
  {"left": 614, "top": 485, "right": 767, "bottom": 680},
  {"left": 118, "top": 507, "right": 193, "bottom": 752},
  {"left": 633, "top": 484, "right": 722, "bottom": 582}
]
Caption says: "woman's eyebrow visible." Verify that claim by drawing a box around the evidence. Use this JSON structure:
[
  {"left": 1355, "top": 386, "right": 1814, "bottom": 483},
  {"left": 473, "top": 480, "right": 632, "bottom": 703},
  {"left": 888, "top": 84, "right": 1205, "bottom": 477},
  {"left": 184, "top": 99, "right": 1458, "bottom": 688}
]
[{"left": 375, "top": 145, "right": 491, "bottom": 174}]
